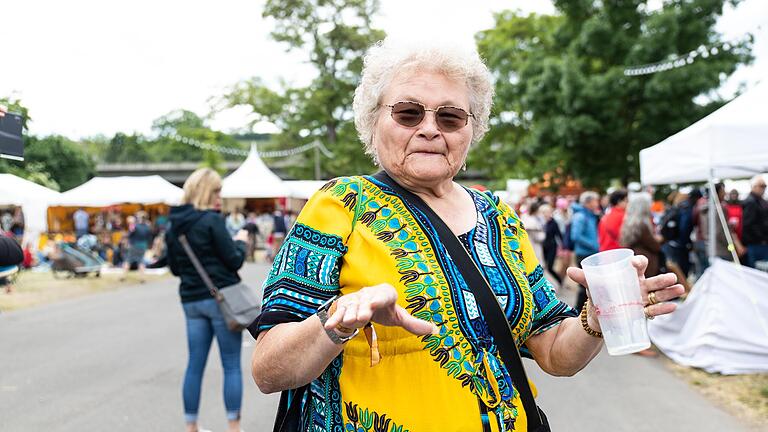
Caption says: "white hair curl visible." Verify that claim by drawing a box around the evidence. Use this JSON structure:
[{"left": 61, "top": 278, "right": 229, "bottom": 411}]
[{"left": 352, "top": 38, "right": 494, "bottom": 160}]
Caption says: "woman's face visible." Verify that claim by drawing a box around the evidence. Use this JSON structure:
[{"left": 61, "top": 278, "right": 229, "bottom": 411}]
[{"left": 373, "top": 70, "right": 473, "bottom": 185}]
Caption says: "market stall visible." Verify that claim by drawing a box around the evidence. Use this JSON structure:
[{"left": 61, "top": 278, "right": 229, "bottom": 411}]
[{"left": 47, "top": 175, "right": 182, "bottom": 232}]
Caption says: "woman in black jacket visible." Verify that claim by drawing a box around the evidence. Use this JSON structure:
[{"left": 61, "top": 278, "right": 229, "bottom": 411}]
[
  {"left": 165, "top": 168, "right": 248, "bottom": 432},
  {"left": 540, "top": 204, "right": 564, "bottom": 285}
]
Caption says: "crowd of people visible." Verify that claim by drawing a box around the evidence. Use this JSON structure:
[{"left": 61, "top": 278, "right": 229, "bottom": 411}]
[{"left": 514, "top": 174, "right": 768, "bottom": 303}]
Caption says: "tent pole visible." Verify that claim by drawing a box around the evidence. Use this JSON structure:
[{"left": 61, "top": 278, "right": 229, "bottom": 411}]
[{"left": 708, "top": 171, "right": 717, "bottom": 259}]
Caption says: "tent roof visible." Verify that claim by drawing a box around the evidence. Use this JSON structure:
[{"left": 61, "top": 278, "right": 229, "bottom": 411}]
[
  {"left": 221, "top": 146, "right": 291, "bottom": 198},
  {"left": 0, "top": 174, "right": 61, "bottom": 206},
  {"left": 52, "top": 175, "right": 182, "bottom": 207},
  {"left": 0, "top": 174, "right": 62, "bottom": 233},
  {"left": 640, "top": 81, "right": 768, "bottom": 185},
  {"left": 285, "top": 180, "right": 327, "bottom": 200}
]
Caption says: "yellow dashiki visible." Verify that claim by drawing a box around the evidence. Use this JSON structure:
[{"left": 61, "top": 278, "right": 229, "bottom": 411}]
[{"left": 250, "top": 175, "right": 576, "bottom": 432}]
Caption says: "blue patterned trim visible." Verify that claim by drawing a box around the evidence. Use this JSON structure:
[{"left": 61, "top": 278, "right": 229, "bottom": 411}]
[{"left": 257, "top": 222, "right": 345, "bottom": 332}]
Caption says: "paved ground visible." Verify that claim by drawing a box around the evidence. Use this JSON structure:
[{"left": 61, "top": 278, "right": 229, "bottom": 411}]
[{"left": 0, "top": 263, "right": 755, "bottom": 431}]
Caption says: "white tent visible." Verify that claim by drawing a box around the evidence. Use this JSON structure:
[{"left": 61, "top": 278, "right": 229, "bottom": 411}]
[
  {"left": 285, "top": 180, "right": 327, "bottom": 200},
  {"left": 640, "top": 82, "right": 768, "bottom": 375},
  {"left": 52, "top": 175, "right": 182, "bottom": 207},
  {"left": 0, "top": 173, "right": 61, "bottom": 234},
  {"left": 222, "top": 146, "right": 291, "bottom": 198},
  {"left": 640, "top": 81, "right": 768, "bottom": 185},
  {"left": 648, "top": 259, "right": 768, "bottom": 375}
]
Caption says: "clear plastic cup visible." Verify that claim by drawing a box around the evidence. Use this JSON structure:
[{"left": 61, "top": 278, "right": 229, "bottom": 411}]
[{"left": 581, "top": 249, "right": 650, "bottom": 355}]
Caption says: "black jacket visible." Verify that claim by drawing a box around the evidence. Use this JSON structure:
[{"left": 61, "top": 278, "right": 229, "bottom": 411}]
[
  {"left": 543, "top": 219, "right": 562, "bottom": 253},
  {"left": 742, "top": 193, "right": 768, "bottom": 245},
  {"left": 165, "top": 205, "right": 246, "bottom": 303},
  {"left": 0, "top": 235, "right": 23, "bottom": 267}
]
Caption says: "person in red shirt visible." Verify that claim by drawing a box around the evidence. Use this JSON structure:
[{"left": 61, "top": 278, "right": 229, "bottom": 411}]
[
  {"left": 724, "top": 189, "right": 743, "bottom": 240},
  {"left": 598, "top": 189, "right": 628, "bottom": 251}
]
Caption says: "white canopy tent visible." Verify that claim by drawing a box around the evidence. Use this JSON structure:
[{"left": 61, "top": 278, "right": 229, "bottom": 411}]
[
  {"left": 640, "top": 81, "right": 768, "bottom": 185},
  {"left": 640, "top": 82, "right": 768, "bottom": 374},
  {"left": 640, "top": 81, "right": 768, "bottom": 259},
  {"left": 0, "top": 173, "right": 61, "bottom": 234},
  {"left": 648, "top": 259, "right": 768, "bottom": 375},
  {"left": 52, "top": 175, "right": 183, "bottom": 207},
  {"left": 285, "top": 180, "right": 327, "bottom": 200},
  {"left": 222, "top": 146, "right": 291, "bottom": 199}
]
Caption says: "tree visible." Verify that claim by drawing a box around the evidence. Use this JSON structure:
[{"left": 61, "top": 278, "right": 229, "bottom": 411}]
[
  {"left": 220, "top": 0, "right": 385, "bottom": 179},
  {"left": 90, "top": 110, "right": 247, "bottom": 164},
  {"left": 476, "top": 1, "right": 753, "bottom": 187},
  {"left": 23, "top": 135, "right": 96, "bottom": 191},
  {"left": 151, "top": 109, "right": 246, "bottom": 163}
]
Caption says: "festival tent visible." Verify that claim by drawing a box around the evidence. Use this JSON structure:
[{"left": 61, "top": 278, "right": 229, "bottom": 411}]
[
  {"left": 221, "top": 145, "right": 291, "bottom": 199},
  {"left": 285, "top": 180, "right": 327, "bottom": 200},
  {"left": 640, "top": 82, "right": 768, "bottom": 374},
  {"left": 0, "top": 173, "right": 61, "bottom": 233},
  {"left": 52, "top": 175, "right": 183, "bottom": 207},
  {"left": 648, "top": 259, "right": 768, "bottom": 375},
  {"left": 639, "top": 81, "right": 768, "bottom": 185}
]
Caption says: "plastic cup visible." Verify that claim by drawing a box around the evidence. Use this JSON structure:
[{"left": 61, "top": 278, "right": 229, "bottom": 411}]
[{"left": 580, "top": 249, "right": 650, "bottom": 356}]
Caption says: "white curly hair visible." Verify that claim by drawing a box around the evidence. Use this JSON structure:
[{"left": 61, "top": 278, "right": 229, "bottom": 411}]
[{"left": 352, "top": 37, "right": 494, "bottom": 161}]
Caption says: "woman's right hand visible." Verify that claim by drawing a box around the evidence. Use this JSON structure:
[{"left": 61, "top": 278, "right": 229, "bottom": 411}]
[
  {"left": 323, "top": 284, "right": 437, "bottom": 336},
  {"left": 0, "top": 105, "right": 7, "bottom": 117}
]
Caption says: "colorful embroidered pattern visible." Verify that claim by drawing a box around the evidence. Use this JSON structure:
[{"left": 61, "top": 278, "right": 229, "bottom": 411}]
[
  {"left": 251, "top": 175, "right": 576, "bottom": 432},
  {"left": 260, "top": 222, "right": 346, "bottom": 322},
  {"left": 344, "top": 401, "right": 411, "bottom": 432}
]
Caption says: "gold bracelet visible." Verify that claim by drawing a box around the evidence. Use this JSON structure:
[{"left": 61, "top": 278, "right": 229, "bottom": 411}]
[{"left": 580, "top": 301, "right": 603, "bottom": 338}]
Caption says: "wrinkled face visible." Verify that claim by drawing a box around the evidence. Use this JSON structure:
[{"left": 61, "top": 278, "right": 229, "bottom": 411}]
[{"left": 373, "top": 70, "right": 473, "bottom": 185}]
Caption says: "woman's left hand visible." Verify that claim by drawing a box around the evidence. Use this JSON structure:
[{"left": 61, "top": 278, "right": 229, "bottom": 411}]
[{"left": 567, "top": 255, "right": 686, "bottom": 319}]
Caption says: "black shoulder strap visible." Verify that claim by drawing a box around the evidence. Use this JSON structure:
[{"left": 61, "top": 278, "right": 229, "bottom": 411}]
[{"left": 372, "top": 171, "right": 543, "bottom": 429}]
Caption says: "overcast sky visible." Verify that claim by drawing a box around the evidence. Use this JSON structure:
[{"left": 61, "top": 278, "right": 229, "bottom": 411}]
[{"left": 0, "top": 0, "right": 765, "bottom": 140}]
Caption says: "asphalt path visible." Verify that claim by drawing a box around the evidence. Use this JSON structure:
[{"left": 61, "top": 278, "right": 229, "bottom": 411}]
[{"left": 0, "top": 263, "right": 754, "bottom": 431}]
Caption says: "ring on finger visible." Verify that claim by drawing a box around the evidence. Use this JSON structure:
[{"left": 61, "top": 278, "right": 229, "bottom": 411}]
[
  {"left": 644, "top": 306, "right": 655, "bottom": 320},
  {"left": 336, "top": 324, "right": 356, "bottom": 333},
  {"left": 648, "top": 291, "right": 659, "bottom": 306}
]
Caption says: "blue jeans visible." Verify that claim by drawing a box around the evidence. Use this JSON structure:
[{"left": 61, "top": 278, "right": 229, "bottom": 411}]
[
  {"left": 182, "top": 298, "right": 242, "bottom": 423},
  {"left": 746, "top": 244, "right": 768, "bottom": 268}
]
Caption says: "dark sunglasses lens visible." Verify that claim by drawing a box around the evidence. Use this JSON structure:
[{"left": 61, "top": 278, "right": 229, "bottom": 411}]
[
  {"left": 436, "top": 107, "right": 468, "bottom": 132},
  {"left": 391, "top": 102, "right": 425, "bottom": 127}
]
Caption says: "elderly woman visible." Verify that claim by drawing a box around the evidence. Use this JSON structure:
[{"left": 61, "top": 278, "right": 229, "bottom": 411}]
[{"left": 249, "top": 39, "right": 683, "bottom": 432}]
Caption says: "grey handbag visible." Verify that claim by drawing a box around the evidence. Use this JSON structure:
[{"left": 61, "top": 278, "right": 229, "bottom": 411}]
[{"left": 178, "top": 235, "right": 261, "bottom": 331}]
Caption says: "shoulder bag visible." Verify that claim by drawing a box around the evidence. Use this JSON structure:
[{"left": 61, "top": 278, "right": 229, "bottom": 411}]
[
  {"left": 373, "top": 171, "right": 551, "bottom": 431},
  {"left": 178, "top": 234, "right": 261, "bottom": 331}
]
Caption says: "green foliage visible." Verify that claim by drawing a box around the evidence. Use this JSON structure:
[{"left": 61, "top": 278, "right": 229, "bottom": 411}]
[
  {"left": 476, "top": 1, "right": 753, "bottom": 187},
  {"left": 24, "top": 135, "right": 96, "bottom": 191},
  {"left": 220, "top": 0, "right": 384, "bottom": 179},
  {"left": 1, "top": 135, "right": 96, "bottom": 191},
  {"left": 86, "top": 110, "right": 250, "bottom": 164}
]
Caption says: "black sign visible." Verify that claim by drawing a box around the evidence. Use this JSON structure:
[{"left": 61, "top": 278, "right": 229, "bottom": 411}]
[{"left": 0, "top": 112, "right": 24, "bottom": 161}]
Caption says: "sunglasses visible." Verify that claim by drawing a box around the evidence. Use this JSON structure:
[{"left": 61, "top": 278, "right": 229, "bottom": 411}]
[{"left": 383, "top": 101, "right": 474, "bottom": 133}]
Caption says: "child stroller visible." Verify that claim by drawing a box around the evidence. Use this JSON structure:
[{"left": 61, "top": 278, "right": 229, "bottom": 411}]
[{"left": 51, "top": 242, "right": 104, "bottom": 279}]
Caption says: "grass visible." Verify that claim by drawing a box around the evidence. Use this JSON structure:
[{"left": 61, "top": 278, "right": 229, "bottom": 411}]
[
  {"left": 663, "top": 358, "right": 768, "bottom": 431},
  {"left": 0, "top": 269, "right": 170, "bottom": 312}
]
